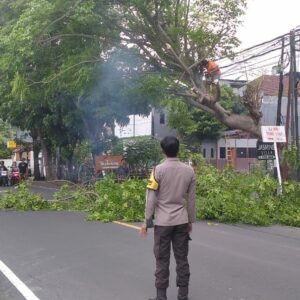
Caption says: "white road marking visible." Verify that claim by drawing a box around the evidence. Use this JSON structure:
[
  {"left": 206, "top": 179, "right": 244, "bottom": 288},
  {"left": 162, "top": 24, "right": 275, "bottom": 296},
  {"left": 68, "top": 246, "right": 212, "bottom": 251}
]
[{"left": 0, "top": 260, "right": 40, "bottom": 300}]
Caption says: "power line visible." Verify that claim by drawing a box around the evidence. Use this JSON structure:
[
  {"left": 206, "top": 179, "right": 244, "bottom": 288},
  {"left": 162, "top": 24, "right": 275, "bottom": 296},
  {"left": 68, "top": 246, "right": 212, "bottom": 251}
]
[
  {"left": 220, "top": 38, "right": 300, "bottom": 80},
  {"left": 216, "top": 28, "right": 300, "bottom": 80},
  {"left": 221, "top": 53, "right": 285, "bottom": 76},
  {"left": 217, "top": 27, "right": 300, "bottom": 64},
  {"left": 221, "top": 43, "right": 286, "bottom": 69},
  {"left": 224, "top": 61, "right": 283, "bottom": 78}
]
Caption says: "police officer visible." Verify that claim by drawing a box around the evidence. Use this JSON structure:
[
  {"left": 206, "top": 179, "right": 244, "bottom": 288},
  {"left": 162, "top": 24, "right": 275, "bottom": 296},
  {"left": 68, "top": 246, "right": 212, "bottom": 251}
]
[{"left": 140, "top": 136, "right": 196, "bottom": 300}]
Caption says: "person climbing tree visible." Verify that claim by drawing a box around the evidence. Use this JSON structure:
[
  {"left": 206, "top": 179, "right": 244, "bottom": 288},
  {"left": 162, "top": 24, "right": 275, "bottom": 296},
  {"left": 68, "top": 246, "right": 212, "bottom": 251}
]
[{"left": 199, "top": 59, "right": 221, "bottom": 85}]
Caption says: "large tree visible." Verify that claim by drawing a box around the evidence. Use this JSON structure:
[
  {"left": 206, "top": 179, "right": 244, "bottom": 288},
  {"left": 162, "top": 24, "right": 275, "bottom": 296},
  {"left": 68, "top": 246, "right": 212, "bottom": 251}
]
[
  {"left": 113, "top": 0, "right": 262, "bottom": 137},
  {"left": 0, "top": 0, "right": 263, "bottom": 181},
  {"left": 0, "top": 0, "right": 152, "bottom": 178}
]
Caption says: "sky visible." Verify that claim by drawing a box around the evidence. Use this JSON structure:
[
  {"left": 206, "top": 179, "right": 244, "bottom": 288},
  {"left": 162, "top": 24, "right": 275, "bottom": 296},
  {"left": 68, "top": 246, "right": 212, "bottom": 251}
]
[
  {"left": 219, "top": 0, "right": 300, "bottom": 80},
  {"left": 237, "top": 0, "right": 300, "bottom": 48}
]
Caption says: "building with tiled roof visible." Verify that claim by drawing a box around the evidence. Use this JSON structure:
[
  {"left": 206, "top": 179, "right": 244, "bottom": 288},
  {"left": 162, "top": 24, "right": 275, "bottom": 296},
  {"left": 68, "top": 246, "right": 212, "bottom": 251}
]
[
  {"left": 257, "top": 74, "right": 300, "bottom": 126},
  {"left": 259, "top": 74, "right": 300, "bottom": 97},
  {"left": 201, "top": 74, "right": 300, "bottom": 171},
  {"left": 260, "top": 75, "right": 289, "bottom": 97}
]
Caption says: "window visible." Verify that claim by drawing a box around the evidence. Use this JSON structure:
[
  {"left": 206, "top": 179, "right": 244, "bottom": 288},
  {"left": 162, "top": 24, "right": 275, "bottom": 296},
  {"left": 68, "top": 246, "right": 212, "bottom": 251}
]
[
  {"left": 159, "top": 113, "right": 165, "bottom": 124},
  {"left": 220, "top": 147, "right": 226, "bottom": 159},
  {"left": 248, "top": 148, "right": 257, "bottom": 158},
  {"left": 237, "top": 147, "right": 247, "bottom": 158},
  {"left": 211, "top": 148, "right": 214, "bottom": 158},
  {"left": 202, "top": 148, "right": 206, "bottom": 158}
]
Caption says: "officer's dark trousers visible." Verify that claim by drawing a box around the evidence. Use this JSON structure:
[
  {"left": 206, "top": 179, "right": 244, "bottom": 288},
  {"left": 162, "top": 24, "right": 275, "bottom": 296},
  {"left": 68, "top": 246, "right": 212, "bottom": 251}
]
[{"left": 154, "top": 223, "right": 190, "bottom": 289}]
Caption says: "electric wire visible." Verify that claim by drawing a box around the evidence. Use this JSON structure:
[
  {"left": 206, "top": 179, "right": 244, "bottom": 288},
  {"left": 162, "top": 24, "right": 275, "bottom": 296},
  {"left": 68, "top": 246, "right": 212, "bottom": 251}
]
[
  {"left": 221, "top": 53, "right": 285, "bottom": 76},
  {"left": 224, "top": 62, "right": 283, "bottom": 78},
  {"left": 217, "top": 28, "right": 300, "bottom": 63},
  {"left": 217, "top": 30, "right": 300, "bottom": 80}
]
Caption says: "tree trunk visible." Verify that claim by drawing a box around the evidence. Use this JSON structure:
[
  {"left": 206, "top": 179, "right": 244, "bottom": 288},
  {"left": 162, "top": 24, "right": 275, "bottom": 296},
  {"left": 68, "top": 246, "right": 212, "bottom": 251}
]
[
  {"left": 33, "top": 141, "right": 41, "bottom": 180},
  {"left": 56, "top": 147, "right": 62, "bottom": 180},
  {"left": 186, "top": 95, "right": 262, "bottom": 137},
  {"left": 41, "top": 139, "right": 55, "bottom": 180},
  {"left": 30, "top": 130, "right": 42, "bottom": 180},
  {"left": 213, "top": 105, "right": 262, "bottom": 137}
]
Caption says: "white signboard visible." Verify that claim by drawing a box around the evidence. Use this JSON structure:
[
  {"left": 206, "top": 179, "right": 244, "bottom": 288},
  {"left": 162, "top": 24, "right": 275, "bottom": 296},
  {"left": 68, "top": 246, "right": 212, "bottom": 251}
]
[
  {"left": 261, "top": 126, "right": 286, "bottom": 195},
  {"left": 261, "top": 126, "right": 286, "bottom": 143}
]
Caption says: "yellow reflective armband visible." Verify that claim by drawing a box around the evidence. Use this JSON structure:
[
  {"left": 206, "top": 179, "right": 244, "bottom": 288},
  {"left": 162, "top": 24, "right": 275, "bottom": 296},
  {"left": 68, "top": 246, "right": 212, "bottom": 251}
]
[{"left": 147, "top": 169, "right": 159, "bottom": 190}]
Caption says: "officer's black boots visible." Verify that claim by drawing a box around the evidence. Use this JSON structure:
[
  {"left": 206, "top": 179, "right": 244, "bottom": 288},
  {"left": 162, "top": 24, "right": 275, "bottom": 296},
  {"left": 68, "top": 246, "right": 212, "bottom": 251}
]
[
  {"left": 177, "top": 286, "right": 189, "bottom": 300},
  {"left": 148, "top": 288, "right": 167, "bottom": 300}
]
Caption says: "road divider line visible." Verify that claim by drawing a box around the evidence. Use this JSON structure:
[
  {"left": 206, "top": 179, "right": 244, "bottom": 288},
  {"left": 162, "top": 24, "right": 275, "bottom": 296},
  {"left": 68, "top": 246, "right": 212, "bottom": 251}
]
[
  {"left": 0, "top": 260, "right": 40, "bottom": 300},
  {"left": 113, "top": 221, "right": 141, "bottom": 231}
]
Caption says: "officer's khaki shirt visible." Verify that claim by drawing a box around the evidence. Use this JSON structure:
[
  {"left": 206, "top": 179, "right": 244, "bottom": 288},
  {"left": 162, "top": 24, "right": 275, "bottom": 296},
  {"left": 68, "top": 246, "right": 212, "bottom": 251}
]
[{"left": 145, "top": 158, "right": 196, "bottom": 226}]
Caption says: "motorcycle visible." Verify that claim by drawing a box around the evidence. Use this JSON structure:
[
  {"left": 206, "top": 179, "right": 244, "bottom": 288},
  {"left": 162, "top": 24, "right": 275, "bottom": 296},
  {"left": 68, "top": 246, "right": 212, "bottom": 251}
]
[
  {"left": 0, "top": 170, "right": 8, "bottom": 186},
  {"left": 10, "top": 170, "right": 21, "bottom": 186}
]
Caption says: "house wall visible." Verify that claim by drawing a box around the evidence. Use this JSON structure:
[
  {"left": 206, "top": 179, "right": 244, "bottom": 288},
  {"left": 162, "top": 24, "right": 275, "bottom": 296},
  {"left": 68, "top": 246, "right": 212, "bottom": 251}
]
[
  {"left": 218, "top": 138, "right": 257, "bottom": 149},
  {"left": 152, "top": 109, "right": 177, "bottom": 139},
  {"left": 114, "top": 109, "right": 177, "bottom": 140},
  {"left": 114, "top": 115, "right": 152, "bottom": 138},
  {"left": 201, "top": 140, "right": 218, "bottom": 160},
  {"left": 261, "top": 96, "right": 289, "bottom": 125},
  {"left": 261, "top": 95, "right": 300, "bottom": 143},
  {"left": 203, "top": 138, "right": 262, "bottom": 171}
]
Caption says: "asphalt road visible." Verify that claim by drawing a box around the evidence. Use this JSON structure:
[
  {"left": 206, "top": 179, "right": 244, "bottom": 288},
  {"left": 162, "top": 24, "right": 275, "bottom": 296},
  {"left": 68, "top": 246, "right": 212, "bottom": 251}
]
[
  {"left": 0, "top": 181, "right": 61, "bottom": 200},
  {"left": 0, "top": 211, "right": 300, "bottom": 300}
]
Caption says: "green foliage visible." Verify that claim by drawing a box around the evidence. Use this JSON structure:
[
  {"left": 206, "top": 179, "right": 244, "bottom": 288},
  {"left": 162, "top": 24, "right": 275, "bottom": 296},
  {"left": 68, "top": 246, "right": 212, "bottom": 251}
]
[
  {"left": 0, "top": 182, "right": 49, "bottom": 211},
  {"left": 0, "top": 0, "right": 149, "bottom": 175},
  {"left": 87, "top": 177, "right": 146, "bottom": 222},
  {"left": 53, "top": 182, "right": 99, "bottom": 210},
  {"left": 1, "top": 164, "right": 300, "bottom": 227},
  {"left": 0, "top": 0, "right": 256, "bottom": 180},
  {"left": 0, "top": 143, "right": 12, "bottom": 159},
  {"left": 165, "top": 85, "right": 246, "bottom": 141},
  {"left": 195, "top": 163, "right": 300, "bottom": 226},
  {"left": 275, "top": 181, "right": 300, "bottom": 227},
  {"left": 283, "top": 145, "right": 300, "bottom": 168},
  {"left": 112, "top": 137, "right": 163, "bottom": 172},
  {"left": 50, "top": 176, "right": 146, "bottom": 222},
  {"left": 177, "top": 143, "right": 204, "bottom": 167},
  {"left": 64, "top": 163, "right": 300, "bottom": 226}
]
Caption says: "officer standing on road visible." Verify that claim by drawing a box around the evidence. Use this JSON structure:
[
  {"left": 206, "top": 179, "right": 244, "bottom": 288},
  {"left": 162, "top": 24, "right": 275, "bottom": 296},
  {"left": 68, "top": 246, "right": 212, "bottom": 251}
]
[{"left": 140, "top": 136, "right": 196, "bottom": 300}]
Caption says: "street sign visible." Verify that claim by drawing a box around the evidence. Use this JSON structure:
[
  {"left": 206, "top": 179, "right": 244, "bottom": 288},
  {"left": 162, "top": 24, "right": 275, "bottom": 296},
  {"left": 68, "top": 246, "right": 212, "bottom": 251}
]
[
  {"left": 7, "top": 140, "right": 16, "bottom": 149},
  {"left": 261, "top": 126, "right": 286, "bottom": 143},
  {"left": 256, "top": 142, "right": 275, "bottom": 160},
  {"left": 95, "top": 155, "right": 123, "bottom": 171},
  {"left": 261, "top": 126, "right": 286, "bottom": 195}
]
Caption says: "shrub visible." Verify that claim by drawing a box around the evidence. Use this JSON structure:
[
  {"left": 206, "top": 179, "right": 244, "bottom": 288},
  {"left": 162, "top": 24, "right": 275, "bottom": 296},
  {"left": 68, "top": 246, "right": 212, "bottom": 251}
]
[
  {"left": 87, "top": 177, "right": 146, "bottom": 222},
  {"left": 1, "top": 163, "right": 300, "bottom": 228},
  {"left": 196, "top": 164, "right": 278, "bottom": 226},
  {"left": 0, "top": 182, "right": 49, "bottom": 211}
]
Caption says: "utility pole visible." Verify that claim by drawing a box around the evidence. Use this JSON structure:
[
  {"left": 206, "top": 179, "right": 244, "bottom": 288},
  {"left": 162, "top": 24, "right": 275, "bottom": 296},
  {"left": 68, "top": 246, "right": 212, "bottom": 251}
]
[
  {"left": 284, "top": 35, "right": 293, "bottom": 180},
  {"left": 295, "top": 78, "right": 300, "bottom": 180},
  {"left": 276, "top": 38, "right": 285, "bottom": 126},
  {"left": 289, "top": 31, "right": 296, "bottom": 145},
  {"left": 288, "top": 30, "right": 300, "bottom": 181}
]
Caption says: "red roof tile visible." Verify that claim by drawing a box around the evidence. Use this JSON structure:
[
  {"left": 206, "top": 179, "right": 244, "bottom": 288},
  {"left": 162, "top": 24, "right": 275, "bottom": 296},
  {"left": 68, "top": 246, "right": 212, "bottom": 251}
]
[{"left": 258, "top": 75, "right": 300, "bottom": 97}]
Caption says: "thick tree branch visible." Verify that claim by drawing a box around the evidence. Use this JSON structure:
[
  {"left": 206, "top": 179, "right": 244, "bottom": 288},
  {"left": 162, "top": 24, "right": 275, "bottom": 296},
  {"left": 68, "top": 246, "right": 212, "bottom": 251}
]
[
  {"left": 39, "top": 33, "right": 97, "bottom": 44},
  {"left": 175, "top": 92, "right": 216, "bottom": 115}
]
